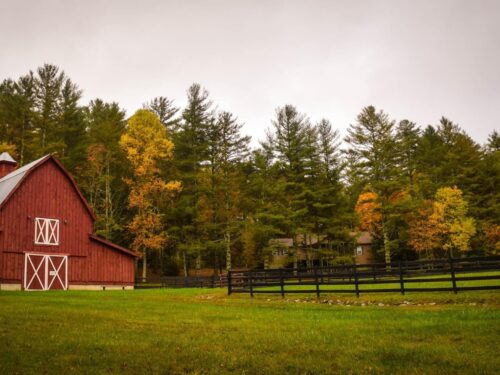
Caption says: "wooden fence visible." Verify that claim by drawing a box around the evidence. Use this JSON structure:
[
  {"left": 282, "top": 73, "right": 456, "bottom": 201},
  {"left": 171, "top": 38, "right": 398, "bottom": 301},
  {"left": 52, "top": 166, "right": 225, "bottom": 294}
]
[
  {"left": 227, "top": 256, "right": 500, "bottom": 297},
  {"left": 135, "top": 275, "right": 227, "bottom": 289}
]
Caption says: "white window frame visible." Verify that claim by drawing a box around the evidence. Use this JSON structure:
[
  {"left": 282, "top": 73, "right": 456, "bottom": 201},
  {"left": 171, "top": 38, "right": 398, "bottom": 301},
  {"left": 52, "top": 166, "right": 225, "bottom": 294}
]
[
  {"left": 34, "top": 218, "right": 60, "bottom": 246},
  {"left": 356, "top": 246, "right": 363, "bottom": 256}
]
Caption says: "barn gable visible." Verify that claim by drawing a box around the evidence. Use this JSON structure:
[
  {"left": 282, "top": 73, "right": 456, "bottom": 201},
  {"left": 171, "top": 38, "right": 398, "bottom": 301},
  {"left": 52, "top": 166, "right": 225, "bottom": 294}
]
[{"left": 0, "top": 155, "right": 96, "bottom": 220}]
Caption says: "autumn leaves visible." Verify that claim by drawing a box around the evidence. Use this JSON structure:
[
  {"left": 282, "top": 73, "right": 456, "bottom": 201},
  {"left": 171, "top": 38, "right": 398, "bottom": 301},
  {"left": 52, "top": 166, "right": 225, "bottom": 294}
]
[{"left": 120, "top": 110, "right": 181, "bottom": 281}]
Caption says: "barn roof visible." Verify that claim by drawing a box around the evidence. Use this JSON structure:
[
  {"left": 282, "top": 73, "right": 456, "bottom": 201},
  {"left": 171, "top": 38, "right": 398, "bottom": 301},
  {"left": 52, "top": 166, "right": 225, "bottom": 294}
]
[
  {"left": 90, "top": 234, "right": 140, "bottom": 257},
  {"left": 0, "top": 155, "right": 47, "bottom": 206},
  {"left": 0, "top": 152, "right": 17, "bottom": 163},
  {"left": 0, "top": 154, "right": 96, "bottom": 220}
]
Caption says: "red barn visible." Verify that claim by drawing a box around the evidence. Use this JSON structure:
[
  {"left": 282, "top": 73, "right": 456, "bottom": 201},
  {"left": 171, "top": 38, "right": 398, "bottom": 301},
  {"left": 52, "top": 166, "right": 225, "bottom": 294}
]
[{"left": 0, "top": 152, "right": 137, "bottom": 291}]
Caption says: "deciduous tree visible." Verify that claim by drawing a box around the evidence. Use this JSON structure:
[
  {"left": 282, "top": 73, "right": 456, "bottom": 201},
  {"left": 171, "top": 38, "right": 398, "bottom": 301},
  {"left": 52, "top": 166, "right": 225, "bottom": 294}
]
[{"left": 120, "top": 109, "right": 181, "bottom": 281}]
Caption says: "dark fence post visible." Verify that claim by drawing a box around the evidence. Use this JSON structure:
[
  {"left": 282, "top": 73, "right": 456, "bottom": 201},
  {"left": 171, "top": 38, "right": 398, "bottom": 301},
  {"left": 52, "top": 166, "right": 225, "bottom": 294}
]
[
  {"left": 399, "top": 261, "right": 405, "bottom": 295},
  {"left": 314, "top": 267, "right": 320, "bottom": 298},
  {"left": 227, "top": 271, "right": 232, "bottom": 295},
  {"left": 249, "top": 270, "right": 254, "bottom": 298},
  {"left": 280, "top": 269, "right": 285, "bottom": 298},
  {"left": 449, "top": 257, "right": 458, "bottom": 294},
  {"left": 353, "top": 264, "right": 360, "bottom": 297}
]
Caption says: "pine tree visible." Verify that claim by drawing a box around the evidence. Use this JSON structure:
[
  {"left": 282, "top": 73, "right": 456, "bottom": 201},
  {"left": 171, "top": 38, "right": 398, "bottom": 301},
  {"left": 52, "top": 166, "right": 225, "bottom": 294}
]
[
  {"left": 345, "top": 106, "right": 402, "bottom": 264},
  {"left": 143, "top": 96, "right": 179, "bottom": 131},
  {"left": 0, "top": 74, "right": 36, "bottom": 164},
  {"left": 170, "top": 83, "right": 213, "bottom": 275},
  {"left": 308, "top": 119, "right": 351, "bottom": 260},
  {"left": 58, "top": 79, "right": 87, "bottom": 173},
  {"left": 395, "top": 120, "right": 420, "bottom": 188},
  {"left": 262, "top": 105, "right": 312, "bottom": 252},
  {"left": 201, "top": 111, "right": 250, "bottom": 270},
  {"left": 32, "top": 64, "right": 66, "bottom": 154},
  {"left": 81, "top": 99, "right": 128, "bottom": 242},
  {"left": 417, "top": 118, "right": 482, "bottom": 200}
]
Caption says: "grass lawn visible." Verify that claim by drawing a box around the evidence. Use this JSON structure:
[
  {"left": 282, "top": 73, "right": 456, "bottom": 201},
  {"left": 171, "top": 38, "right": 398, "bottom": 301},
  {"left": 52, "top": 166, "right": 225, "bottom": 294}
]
[{"left": 0, "top": 288, "right": 499, "bottom": 375}]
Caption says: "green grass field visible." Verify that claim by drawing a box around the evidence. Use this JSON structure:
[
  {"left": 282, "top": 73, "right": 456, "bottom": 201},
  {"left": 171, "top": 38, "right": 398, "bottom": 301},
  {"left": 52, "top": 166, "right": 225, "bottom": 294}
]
[
  {"left": 0, "top": 288, "right": 499, "bottom": 375},
  {"left": 243, "top": 271, "right": 500, "bottom": 294}
]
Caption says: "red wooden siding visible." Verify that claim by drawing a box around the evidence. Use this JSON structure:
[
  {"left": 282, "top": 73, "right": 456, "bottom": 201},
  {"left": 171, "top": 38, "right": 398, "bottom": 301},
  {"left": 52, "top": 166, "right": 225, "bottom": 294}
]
[
  {"left": 0, "top": 252, "right": 23, "bottom": 282},
  {"left": 0, "top": 157, "right": 136, "bottom": 287},
  {"left": 86, "top": 240, "right": 135, "bottom": 285},
  {"left": 0, "top": 161, "right": 92, "bottom": 257}
]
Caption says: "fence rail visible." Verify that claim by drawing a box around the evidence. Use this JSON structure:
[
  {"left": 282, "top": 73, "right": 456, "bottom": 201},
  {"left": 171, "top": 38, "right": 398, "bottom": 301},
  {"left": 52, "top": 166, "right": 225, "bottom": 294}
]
[
  {"left": 135, "top": 275, "right": 227, "bottom": 289},
  {"left": 227, "top": 256, "right": 500, "bottom": 297}
]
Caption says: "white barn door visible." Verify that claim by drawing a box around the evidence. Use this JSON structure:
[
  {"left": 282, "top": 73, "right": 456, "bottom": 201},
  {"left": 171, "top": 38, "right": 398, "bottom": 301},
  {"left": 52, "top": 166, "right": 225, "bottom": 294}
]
[{"left": 24, "top": 253, "right": 68, "bottom": 291}]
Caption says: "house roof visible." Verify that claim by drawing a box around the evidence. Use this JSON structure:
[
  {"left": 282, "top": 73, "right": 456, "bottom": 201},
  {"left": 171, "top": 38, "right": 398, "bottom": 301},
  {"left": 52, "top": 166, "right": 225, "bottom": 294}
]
[
  {"left": 271, "top": 235, "right": 327, "bottom": 248},
  {"left": 355, "top": 231, "right": 373, "bottom": 245},
  {"left": 271, "top": 231, "right": 373, "bottom": 249},
  {"left": 271, "top": 238, "right": 294, "bottom": 247},
  {"left": 0, "top": 154, "right": 96, "bottom": 220}
]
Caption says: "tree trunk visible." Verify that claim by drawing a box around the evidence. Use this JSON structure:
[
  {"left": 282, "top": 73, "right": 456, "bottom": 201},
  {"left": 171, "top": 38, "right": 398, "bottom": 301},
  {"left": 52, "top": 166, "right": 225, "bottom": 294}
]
[
  {"left": 141, "top": 250, "right": 147, "bottom": 282},
  {"left": 183, "top": 251, "right": 188, "bottom": 277},
  {"left": 20, "top": 114, "right": 26, "bottom": 165},
  {"left": 225, "top": 231, "right": 231, "bottom": 271},
  {"left": 383, "top": 224, "right": 391, "bottom": 270},
  {"left": 104, "top": 158, "right": 111, "bottom": 238}
]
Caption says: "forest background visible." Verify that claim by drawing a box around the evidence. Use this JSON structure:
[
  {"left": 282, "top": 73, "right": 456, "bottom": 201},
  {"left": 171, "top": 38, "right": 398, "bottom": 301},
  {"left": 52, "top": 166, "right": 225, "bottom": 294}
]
[{"left": 1, "top": 64, "right": 498, "bottom": 278}]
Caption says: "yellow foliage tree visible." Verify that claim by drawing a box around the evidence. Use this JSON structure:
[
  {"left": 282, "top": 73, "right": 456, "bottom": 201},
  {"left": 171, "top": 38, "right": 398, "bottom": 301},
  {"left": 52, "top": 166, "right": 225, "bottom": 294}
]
[
  {"left": 120, "top": 109, "right": 181, "bottom": 281},
  {"left": 409, "top": 186, "right": 475, "bottom": 257},
  {"left": 435, "top": 186, "right": 476, "bottom": 254}
]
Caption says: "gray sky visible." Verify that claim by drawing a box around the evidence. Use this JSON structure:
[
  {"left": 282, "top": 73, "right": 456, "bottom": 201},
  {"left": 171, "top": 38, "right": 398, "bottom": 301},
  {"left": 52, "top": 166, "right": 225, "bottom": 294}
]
[{"left": 1, "top": 0, "right": 499, "bottom": 145}]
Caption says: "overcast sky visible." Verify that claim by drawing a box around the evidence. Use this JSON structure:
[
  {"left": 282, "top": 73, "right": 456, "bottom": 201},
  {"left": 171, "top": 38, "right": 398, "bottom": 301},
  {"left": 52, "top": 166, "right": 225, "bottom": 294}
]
[{"left": 1, "top": 0, "right": 499, "bottom": 145}]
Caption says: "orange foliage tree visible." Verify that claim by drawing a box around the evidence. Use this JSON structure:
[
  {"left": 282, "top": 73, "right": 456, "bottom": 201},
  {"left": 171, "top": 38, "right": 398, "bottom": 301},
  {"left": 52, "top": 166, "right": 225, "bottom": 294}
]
[
  {"left": 483, "top": 224, "right": 500, "bottom": 255},
  {"left": 355, "top": 191, "right": 382, "bottom": 232},
  {"left": 408, "top": 200, "right": 445, "bottom": 258}
]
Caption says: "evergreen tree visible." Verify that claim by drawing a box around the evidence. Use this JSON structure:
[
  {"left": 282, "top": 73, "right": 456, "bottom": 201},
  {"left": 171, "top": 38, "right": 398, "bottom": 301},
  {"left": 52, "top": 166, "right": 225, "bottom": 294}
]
[
  {"left": 58, "top": 79, "right": 87, "bottom": 173},
  {"left": 417, "top": 118, "right": 482, "bottom": 200},
  {"left": 169, "top": 83, "right": 213, "bottom": 275},
  {"left": 395, "top": 120, "right": 420, "bottom": 189},
  {"left": 0, "top": 74, "right": 36, "bottom": 164},
  {"left": 313, "top": 119, "right": 352, "bottom": 256},
  {"left": 32, "top": 64, "right": 66, "bottom": 154},
  {"left": 345, "top": 106, "right": 402, "bottom": 264},
  {"left": 197, "top": 111, "right": 251, "bottom": 271},
  {"left": 262, "top": 105, "right": 312, "bottom": 252},
  {"left": 81, "top": 99, "right": 128, "bottom": 242},
  {"left": 144, "top": 96, "right": 179, "bottom": 131}
]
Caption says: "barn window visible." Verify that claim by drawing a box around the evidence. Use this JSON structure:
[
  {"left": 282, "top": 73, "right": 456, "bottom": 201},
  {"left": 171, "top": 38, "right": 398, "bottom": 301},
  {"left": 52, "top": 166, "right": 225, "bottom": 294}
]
[
  {"left": 35, "top": 218, "right": 59, "bottom": 245},
  {"left": 356, "top": 246, "right": 363, "bottom": 256}
]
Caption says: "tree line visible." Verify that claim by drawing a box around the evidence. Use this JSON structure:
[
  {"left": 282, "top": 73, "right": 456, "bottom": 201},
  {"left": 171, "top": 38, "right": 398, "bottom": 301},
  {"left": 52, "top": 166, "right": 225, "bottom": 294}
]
[{"left": 0, "top": 64, "right": 498, "bottom": 279}]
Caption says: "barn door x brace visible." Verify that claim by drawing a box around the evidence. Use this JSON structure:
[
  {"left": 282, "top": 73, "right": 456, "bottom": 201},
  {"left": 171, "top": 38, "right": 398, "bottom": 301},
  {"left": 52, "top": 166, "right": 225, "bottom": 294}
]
[{"left": 23, "top": 253, "right": 68, "bottom": 291}]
